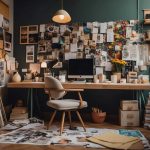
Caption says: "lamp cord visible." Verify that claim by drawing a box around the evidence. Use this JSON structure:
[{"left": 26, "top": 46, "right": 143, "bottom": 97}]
[{"left": 61, "top": 0, "right": 63, "bottom": 9}]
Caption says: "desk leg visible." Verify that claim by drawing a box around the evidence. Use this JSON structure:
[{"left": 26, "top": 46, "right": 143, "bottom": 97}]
[
  {"left": 136, "top": 90, "right": 147, "bottom": 122},
  {"left": 30, "top": 88, "right": 33, "bottom": 118},
  {"left": 27, "top": 88, "right": 33, "bottom": 118}
]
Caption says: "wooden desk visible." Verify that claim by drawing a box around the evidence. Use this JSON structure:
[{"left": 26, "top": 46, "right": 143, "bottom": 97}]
[
  {"left": 7, "top": 81, "right": 150, "bottom": 90},
  {"left": 7, "top": 82, "right": 150, "bottom": 117}
]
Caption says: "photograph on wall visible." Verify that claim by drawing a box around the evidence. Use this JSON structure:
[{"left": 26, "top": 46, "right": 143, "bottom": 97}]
[
  {"left": 38, "top": 44, "right": 46, "bottom": 53},
  {"left": 28, "top": 25, "right": 38, "bottom": 34},
  {"left": 29, "top": 33, "right": 38, "bottom": 43},
  {"left": 4, "top": 31, "right": 12, "bottom": 52},
  {"left": 3, "top": 17, "right": 9, "bottom": 31},
  {"left": 0, "top": 27, "right": 4, "bottom": 49},
  {"left": 26, "top": 45, "right": 34, "bottom": 63}
]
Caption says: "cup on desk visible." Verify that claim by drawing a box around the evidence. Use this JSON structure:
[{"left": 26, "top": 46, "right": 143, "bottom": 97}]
[
  {"left": 120, "top": 78, "right": 126, "bottom": 84},
  {"left": 94, "top": 75, "right": 99, "bottom": 83},
  {"left": 111, "top": 75, "right": 117, "bottom": 83},
  {"left": 98, "top": 74, "right": 106, "bottom": 83},
  {"left": 35, "top": 77, "right": 39, "bottom": 82}
]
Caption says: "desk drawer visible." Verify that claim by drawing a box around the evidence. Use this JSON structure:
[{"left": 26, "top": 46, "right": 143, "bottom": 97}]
[{"left": 120, "top": 110, "right": 139, "bottom": 126}]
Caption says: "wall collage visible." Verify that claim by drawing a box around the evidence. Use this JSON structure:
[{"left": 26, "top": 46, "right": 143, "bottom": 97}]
[{"left": 20, "top": 20, "right": 150, "bottom": 75}]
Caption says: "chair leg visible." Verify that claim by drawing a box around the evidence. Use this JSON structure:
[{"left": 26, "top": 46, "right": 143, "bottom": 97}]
[
  {"left": 76, "top": 111, "right": 86, "bottom": 132},
  {"left": 68, "top": 111, "right": 72, "bottom": 127},
  {"left": 47, "top": 110, "right": 57, "bottom": 130},
  {"left": 60, "top": 111, "right": 65, "bottom": 135}
]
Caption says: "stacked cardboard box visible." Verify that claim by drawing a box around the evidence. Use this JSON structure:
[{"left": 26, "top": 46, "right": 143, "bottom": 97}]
[
  {"left": 144, "top": 94, "right": 150, "bottom": 129},
  {"left": 10, "top": 107, "right": 28, "bottom": 120},
  {"left": 120, "top": 100, "right": 139, "bottom": 126}
]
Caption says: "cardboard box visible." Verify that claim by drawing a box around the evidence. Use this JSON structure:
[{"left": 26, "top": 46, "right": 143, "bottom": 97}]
[
  {"left": 120, "top": 110, "right": 139, "bottom": 127},
  {"left": 120, "top": 100, "right": 139, "bottom": 111}
]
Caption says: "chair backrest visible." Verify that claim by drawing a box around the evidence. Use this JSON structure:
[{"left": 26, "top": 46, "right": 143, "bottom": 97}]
[{"left": 45, "top": 76, "right": 66, "bottom": 99}]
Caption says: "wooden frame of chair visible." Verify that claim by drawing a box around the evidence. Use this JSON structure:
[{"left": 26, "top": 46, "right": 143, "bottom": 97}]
[{"left": 47, "top": 89, "right": 86, "bottom": 135}]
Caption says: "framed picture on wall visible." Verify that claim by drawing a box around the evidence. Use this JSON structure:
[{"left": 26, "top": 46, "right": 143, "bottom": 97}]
[
  {"left": 4, "top": 31, "right": 12, "bottom": 52},
  {"left": 20, "top": 25, "right": 38, "bottom": 44},
  {"left": 0, "top": 27, "right": 4, "bottom": 49},
  {"left": 26, "top": 45, "right": 34, "bottom": 63}
]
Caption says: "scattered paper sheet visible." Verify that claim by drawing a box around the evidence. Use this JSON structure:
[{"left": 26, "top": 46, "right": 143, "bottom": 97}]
[
  {"left": 97, "top": 34, "right": 103, "bottom": 43},
  {"left": 70, "top": 43, "right": 77, "bottom": 52},
  {"left": 92, "top": 27, "right": 98, "bottom": 34},
  {"left": 39, "top": 24, "right": 45, "bottom": 32},
  {"left": 87, "top": 22, "right": 93, "bottom": 29},
  {"left": 65, "top": 52, "right": 76, "bottom": 60},
  {"left": 100, "top": 23, "right": 107, "bottom": 33},
  {"left": 107, "top": 29, "right": 114, "bottom": 42},
  {"left": 87, "top": 132, "right": 141, "bottom": 150}
]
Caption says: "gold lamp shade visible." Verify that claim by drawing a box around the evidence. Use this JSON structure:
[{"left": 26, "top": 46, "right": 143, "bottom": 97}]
[{"left": 52, "top": 9, "right": 71, "bottom": 24}]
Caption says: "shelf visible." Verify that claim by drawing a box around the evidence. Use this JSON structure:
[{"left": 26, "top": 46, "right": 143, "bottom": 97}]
[
  {"left": 144, "top": 38, "right": 150, "bottom": 42},
  {"left": 144, "top": 21, "right": 150, "bottom": 25}
]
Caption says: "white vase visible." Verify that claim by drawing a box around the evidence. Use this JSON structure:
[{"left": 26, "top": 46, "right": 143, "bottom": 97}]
[{"left": 12, "top": 72, "right": 21, "bottom": 82}]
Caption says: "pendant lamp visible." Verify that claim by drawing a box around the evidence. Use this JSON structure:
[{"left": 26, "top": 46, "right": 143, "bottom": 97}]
[{"left": 52, "top": 0, "right": 71, "bottom": 24}]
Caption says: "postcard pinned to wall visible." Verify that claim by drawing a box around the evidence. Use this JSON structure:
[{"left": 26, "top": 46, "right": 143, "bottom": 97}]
[
  {"left": 26, "top": 45, "right": 34, "bottom": 63},
  {"left": 65, "top": 52, "right": 76, "bottom": 60},
  {"left": 100, "top": 23, "right": 107, "bottom": 33}
]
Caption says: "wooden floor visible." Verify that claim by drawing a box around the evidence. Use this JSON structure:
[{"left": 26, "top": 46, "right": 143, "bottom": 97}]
[{"left": 0, "top": 122, "right": 150, "bottom": 150}]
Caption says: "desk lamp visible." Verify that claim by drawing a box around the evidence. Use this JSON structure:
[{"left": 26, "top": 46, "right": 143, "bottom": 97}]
[
  {"left": 41, "top": 61, "right": 47, "bottom": 76},
  {"left": 52, "top": 61, "right": 62, "bottom": 69}
]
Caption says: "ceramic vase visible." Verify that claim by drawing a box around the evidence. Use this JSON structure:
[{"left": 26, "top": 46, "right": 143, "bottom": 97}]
[{"left": 12, "top": 72, "right": 21, "bottom": 82}]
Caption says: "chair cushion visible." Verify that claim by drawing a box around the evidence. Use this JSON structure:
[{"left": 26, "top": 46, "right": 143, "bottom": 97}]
[{"left": 47, "top": 99, "right": 87, "bottom": 110}]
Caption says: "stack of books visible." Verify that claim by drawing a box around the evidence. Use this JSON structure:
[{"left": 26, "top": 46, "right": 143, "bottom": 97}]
[
  {"left": 10, "top": 107, "right": 28, "bottom": 120},
  {"left": 144, "top": 94, "right": 150, "bottom": 129}
]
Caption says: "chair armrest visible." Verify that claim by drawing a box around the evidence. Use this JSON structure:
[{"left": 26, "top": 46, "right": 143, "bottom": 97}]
[
  {"left": 64, "top": 88, "right": 84, "bottom": 92},
  {"left": 45, "top": 88, "right": 84, "bottom": 92}
]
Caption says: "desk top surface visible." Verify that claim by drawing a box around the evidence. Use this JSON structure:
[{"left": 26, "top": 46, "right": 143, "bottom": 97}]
[{"left": 7, "top": 81, "right": 150, "bottom": 90}]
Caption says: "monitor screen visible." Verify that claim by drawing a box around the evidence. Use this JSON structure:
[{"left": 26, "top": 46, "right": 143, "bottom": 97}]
[{"left": 68, "top": 58, "right": 94, "bottom": 79}]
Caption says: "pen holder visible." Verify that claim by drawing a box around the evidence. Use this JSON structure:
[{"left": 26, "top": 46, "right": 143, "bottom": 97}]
[{"left": 91, "top": 111, "right": 106, "bottom": 123}]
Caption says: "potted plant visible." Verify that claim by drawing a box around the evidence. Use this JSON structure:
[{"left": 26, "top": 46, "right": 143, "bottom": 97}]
[
  {"left": 91, "top": 107, "right": 106, "bottom": 124},
  {"left": 111, "top": 58, "right": 127, "bottom": 82}
]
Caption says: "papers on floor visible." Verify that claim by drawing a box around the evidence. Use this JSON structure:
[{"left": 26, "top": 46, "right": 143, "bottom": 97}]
[
  {"left": 0, "top": 117, "right": 44, "bottom": 131},
  {"left": 87, "top": 132, "right": 140, "bottom": 150},
  {"left": 0, "top": 123, "right": 149, "bottom": 149}
]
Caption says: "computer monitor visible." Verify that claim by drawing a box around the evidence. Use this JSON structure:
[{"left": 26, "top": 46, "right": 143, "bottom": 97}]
[{"left": 68, "top": 58, "right": 94, "bottom": 79}]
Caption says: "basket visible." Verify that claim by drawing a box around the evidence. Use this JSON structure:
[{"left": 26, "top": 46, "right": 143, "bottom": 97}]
[{"left": 91, "top": 111, "right": 106, "bottom": 123}]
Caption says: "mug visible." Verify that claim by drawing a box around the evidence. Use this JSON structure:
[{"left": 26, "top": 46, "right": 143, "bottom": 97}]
[
  {"left": 120, "top": 78, "right": 126, "bottom": 84},
  {"left": 35, "top": 77, "right": 39, "bottom": 82},
  {"left": 111, "top": 75, "right": 117, "bottom": 83}
]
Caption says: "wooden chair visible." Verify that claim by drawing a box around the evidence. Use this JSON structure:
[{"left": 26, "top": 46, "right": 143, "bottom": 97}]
[{"left": 45, "top": 76, "right": 87, "bottom": 135}]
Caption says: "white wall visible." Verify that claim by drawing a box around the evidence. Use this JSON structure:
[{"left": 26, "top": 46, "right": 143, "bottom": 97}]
[{"left": 2, "top": 0, "right": 14, "bottom": 56}]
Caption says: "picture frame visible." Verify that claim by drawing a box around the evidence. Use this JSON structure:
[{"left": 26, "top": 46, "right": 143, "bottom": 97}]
[
  {"left": 0, "top": 27, "right": 4, "bottom": 49},
  {"left": 4, "top": 31, "right": 12, "bottom": 52},
  {"left": 26, "top": 45, "right": 34, "bottom": 63},
  {"left": 20, "top": 25, "right": 38, "bottom": 44}
]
